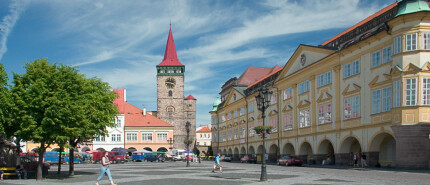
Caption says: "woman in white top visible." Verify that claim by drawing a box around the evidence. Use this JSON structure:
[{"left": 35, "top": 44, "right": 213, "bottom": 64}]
[{"left": 95, "top": 151, "right": 116, "bottom": 185}]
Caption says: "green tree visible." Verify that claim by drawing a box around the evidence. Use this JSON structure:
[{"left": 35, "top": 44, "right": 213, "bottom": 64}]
[
  {"left": 11, "top": 59, "right": 118, "bottom": 179},
  {"left": 0, "top": 63, "right": 8, "bottom": 134}
]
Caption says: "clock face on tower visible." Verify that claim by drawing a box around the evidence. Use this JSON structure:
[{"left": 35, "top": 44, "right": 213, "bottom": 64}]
[{"left": 165, "top": 78, "right": 176, "bottom": 88}]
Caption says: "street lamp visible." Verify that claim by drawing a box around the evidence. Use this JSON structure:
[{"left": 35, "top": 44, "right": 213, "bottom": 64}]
[
  {"left": 185, "top": 121, "right": 191, "bottom": 167},
  {"left": 255, "top": 86, "right": 272, "bottom": 182}
]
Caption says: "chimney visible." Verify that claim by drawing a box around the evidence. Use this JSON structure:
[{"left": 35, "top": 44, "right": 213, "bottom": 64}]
[{"left": 143, "top": 108, "right": 146, "bottom": 116}]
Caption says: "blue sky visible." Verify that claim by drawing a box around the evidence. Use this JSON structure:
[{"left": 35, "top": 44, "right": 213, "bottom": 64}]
[{"left": 0, "top": 0, "right": 392, "bottom": 127}]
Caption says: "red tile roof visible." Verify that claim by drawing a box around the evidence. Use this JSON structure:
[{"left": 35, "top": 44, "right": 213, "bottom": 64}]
[
  {"left": 197, "top": 126, "right": 211, "bottom": 133},
  {"left": 322, "top": 2, "right": 397, "bottom": 46},
  {"left": 247, "top": 66, "right": 284, "bottom": 88},
  {"left": 157, "top": 27, "right": 184, "bottom": 66},
  {"left": 113, "top": 89, "right": 125, "bottom": 114},
  {"left": 124, "top": 102, "right": 173, "bottom": 127},
  {"left": 237, "top": 65, "right": 281, "bottom": 85},
  {"left": 184, "top": 94, "right": 196, "bottom": 100}
]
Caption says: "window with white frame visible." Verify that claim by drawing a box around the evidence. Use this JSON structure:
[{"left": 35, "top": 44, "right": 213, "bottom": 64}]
[
  {"left": 299, "top": 109, "right": 311, "bottom": 128},
  {"left": 318, "top": 103, "right": 332, "bottom": 124},
  {"left": 111, "top": 134, "right": 121, "bottom": 142},
  {"left": 111, "top": 134, "right": 116, "bottom": 141},
  {"left": 248, "top": 126, "right": 255, "bottom": 137},
  {"left": 240, "top": 108, "right": 245, "bottom": 116},
  {"left": 394, "top": 36, "right": 402, "bottom": 54},
  {"left": 208, "top": 133, "right": 211, "bottom": 138},
  {"left": 271, "top": 93, "right": 278, "bottom": 104},
  {"left": 423, "top": 78, "right": 430, "bottom": 105},
  {"left": 240, "top": 126, "right": 245, "bottom": 138},
  {"left": 100, "top": 135, "right": 105, "bottom": 142},
  {"left": 157, "top": 133, "right": 167, "bottom": 141},
  {"left": 270, "top": 117, "right": 278, "bottom": 132},
  {"left": 344, "top": 60, "right": 360, "bottom": 78},
  {"left": 126, "top": 133, "right": 137, "bottom": 141},
  {"left": 234, "top": 128, "right": 238, "bottom": 139},
  {"left": 405, "top": 78, "right": 417, "bottom": 106},
  {"left": 298, "top": 80, "right": 309, "bottom": 94},
  {"left": 382, "top": 46, "right": 392, "bottom": 64},
  {"left": 142, "top": 133, "right": 152, "bottom": 141},
  {"left": 116, "top": 119, "right": 121, "bottom": 127},
  {"left": 372, "top": 86, "right": 392, "bottom": 114},
  {"left": 318, "top": 71, "right": 331, "bottom": 87},
  {"left": 344, "top": 96, "right": 360, "bottom": 119},
  {"left": 248, "top": 104, "right": 254, "bottom": 113},
  {"left": 406, "top": 33, "right": 417, "bottom": 51},
  {"left": 283, "top": 113, "right": 293, "bottom": 130},
  {"left": 204, "top": 142, "right": 207, "bottom": 146},
  {"left": 424, "top": 33, "right": 430, "bottom": 50},
  {"left": 372, "top": 51, "right": 381, "bottom": 68},
  {"left": 393, "top": 80, "right": 401, "bottom": 107},
  {"left": 116, "top": 134, "right": 121, "bottom": 142},
  {"left": 283, "top": 88, "right": 292, "bottom": 100}
]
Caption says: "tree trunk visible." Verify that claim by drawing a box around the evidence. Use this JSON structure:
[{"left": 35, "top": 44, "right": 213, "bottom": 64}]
[
  {"left": 58, "top": 146, "right": 63, "bottom": 174},
  {"left": 37, "top": 144, "right": 45, "bottom": 180},
  {"left": 68, "top": 139, "right": 76, "bottom": 176}
]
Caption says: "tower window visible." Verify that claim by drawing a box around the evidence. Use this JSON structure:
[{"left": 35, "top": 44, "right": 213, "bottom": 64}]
[{"left": 169, "top": 90, "right": 172, "bottom": 97}]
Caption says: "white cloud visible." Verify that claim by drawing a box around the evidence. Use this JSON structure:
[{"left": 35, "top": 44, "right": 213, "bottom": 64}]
[
  {"left": 25, "top": 0, "right": 390, "bottom": 127},
  {"left": 0, "top": 0, "right": 28, "bottom": 61}
]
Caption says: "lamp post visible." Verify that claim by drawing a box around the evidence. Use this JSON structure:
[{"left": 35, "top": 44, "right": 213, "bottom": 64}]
[
  {"left": 255, "top": 86, "right": 272, "bottom": 182},
  {"left": 185, "top": 121, "right": 191, "bottom": 167}
]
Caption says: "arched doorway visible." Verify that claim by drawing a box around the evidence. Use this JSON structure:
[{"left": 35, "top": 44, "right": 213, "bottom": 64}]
[
  {"left": 268, "top": 144, "right": 279, "bottom": 162},
  {"left": 157, "top": 147, "right": 168, "bottom": 152},
  {"left": 223, "top": 149, "right": 227, "bottom": 155},
  {"left": 240, "top": 147, "right": 246, "bottom": 158},
  {"left": 233, "top": 148, "right": 239, "bottom": 161},
  {"left": 144, "top": 147, "right": 153, "bottom": 151},
  {"left": 299, "top": 142, "right": 313, "bottom": 164},
  {"left": 257, "top": 145, "right": 265, "bottom": 162},
  {"left": 282, "top": 143, "right": 295, "bottom": 156},
  {"left": 317, "top": 140, "right": 335, "bottom": 165},
  {"left": 96, "top": 148, "right": 106, "bottom": 152},
  {"left": 369, "top": 132, "right": 396, "bottom": 167},
  {"left": 340, "top": 136, "right": 362, "bottom": 166},
  {"left": 127, "top": 147, "right": 137, "bottom": 156},
  {"left": 248, "top": 146, "right": 255, "bottom": 155},
  {"left": 228, "top": 148, "right": 233, "bottom": 156}
]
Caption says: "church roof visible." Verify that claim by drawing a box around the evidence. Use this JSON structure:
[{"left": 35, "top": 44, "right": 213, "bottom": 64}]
[
  {"left": 113, "top": 88, "right": 126, "bottom": 114},
  {"left": 124, "top": 102, "right": 173, "bottom": 127},
  {"left": 197, "top": 126, "right": 211, "bottom": 133},
  {"left": 237, "top": 65, "right": 281, "bottom": 85},
  {"left": 184, "top": 94, "right": 196, "bottom": 100},
  {"left": 157, "top": 27, "right": 184, "bottom": 67}
]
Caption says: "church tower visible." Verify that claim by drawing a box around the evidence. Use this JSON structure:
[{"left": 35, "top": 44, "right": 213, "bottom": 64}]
[{"left": 157, "top": 27, "right": 195, "bottom": 150}]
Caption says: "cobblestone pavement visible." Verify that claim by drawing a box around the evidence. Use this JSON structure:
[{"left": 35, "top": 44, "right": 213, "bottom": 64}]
[{"left": 1, "top": 160, "right": 430, "bottom": 185}]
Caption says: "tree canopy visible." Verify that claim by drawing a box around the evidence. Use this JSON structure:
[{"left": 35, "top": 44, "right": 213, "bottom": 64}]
[
  {"left": 11, "top": 59, "right": 118, "bottom": 179},
  {"left": 0, "top": 63, "right": 8, "bottom": 134}
]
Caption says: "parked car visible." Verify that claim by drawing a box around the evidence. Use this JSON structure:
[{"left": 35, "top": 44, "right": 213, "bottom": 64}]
[
  {"left": 241, "top": 154, "right": 257, "bottom": 163},
  {"left": 145, "top": 154, "right": 158, "bottom": 162},
  {"left": 277, "top": 156, "right": 303, "bottom": 166},
  {"left": 172, "top": 155, "right": 183, "bottom": 161},
  {"left": 222, "top": 155, "right": 232, "bottom": 162}
]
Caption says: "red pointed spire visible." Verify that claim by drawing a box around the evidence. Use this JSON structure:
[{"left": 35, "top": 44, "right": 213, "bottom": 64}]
[{"left": 157, "top": 27, "right": 184, "bottom": 66}]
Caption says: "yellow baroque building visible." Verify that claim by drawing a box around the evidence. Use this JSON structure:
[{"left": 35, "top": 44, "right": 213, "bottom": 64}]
[{"left": 210, "top": 1, "right": 430, "bottom": 169}]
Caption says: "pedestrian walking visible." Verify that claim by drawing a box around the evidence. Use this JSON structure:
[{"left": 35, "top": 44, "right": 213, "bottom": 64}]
[
  {"left": 0, "top": 170, "right": 3, "bottom": 180},
  {"left": 16, "top": 164, "right": 27, "bottom": 179},
  {"left": 353, "top": 153, "right": 359, "bottom": 167},
  {"left": 95, "top": 151, "right": 117, "bottom": 185},
  {"left": 361, "top": 152, "right": 367, "bottom": 167},
  {"left": 212, "top": 153, "right": 222, "bottom": 173}
]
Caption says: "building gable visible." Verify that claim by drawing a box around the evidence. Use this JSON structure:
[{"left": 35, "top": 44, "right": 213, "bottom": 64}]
[
  {"left": 225, "top": 87, "right": 245, "bottom": 106},
  {"left": 277, "top": 45, "right": 335, "bottom": 81}
]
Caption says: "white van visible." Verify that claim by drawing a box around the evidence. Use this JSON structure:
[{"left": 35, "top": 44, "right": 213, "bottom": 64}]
[{"left": 172, "top": 149, "right": 185, "bottom": 161}]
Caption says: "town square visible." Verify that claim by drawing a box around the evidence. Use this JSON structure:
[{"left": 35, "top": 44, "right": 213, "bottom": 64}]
[{"left": 1, "top": 0, "right": 430, "bottom": 184}]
